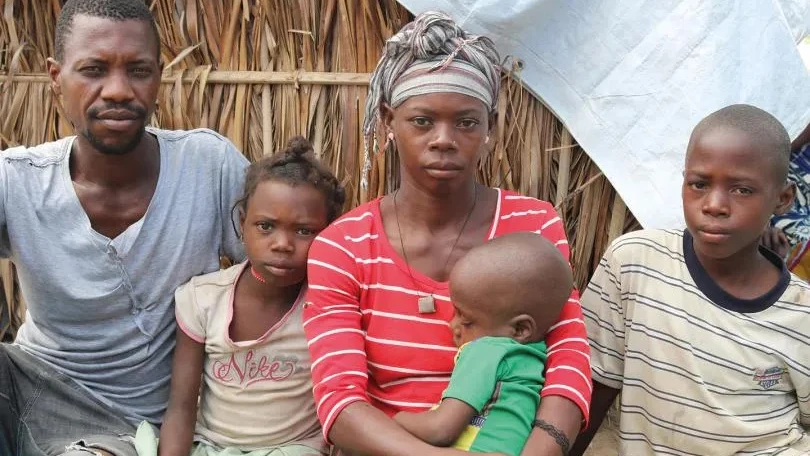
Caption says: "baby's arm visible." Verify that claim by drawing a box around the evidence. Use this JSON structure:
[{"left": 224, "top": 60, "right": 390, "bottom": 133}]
[
  {"left": 158, "top": 329, "right": 205, "bottom": 456},
  {"left": 394, "top": 399, "right": 477, "bottom": 447},
  {"left": 396, "top": 339, "right": 506, "bottom": 448}
]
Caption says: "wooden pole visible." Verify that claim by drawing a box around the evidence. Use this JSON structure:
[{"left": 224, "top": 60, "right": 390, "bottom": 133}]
[
  {"left": 0, "top": 70, "right": 371, "bottom": 85},
  {"left": 555, "top": 129, "right": 574, "bottom": 206},
  {"left": 608, "top": 196, "right": 628, "bottom": 242},
  {"left": 259, "top": 34, "right": 274, "bottom": 156}
]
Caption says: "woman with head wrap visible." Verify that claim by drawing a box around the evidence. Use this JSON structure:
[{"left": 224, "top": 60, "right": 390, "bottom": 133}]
[{"left": 304, "top": 12, "right": 591, "bottom": 456}]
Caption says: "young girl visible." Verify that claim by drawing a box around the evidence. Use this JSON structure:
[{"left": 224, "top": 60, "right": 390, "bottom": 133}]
[{"left": 155, "top": 137, "right": 345, "bottom": 456}]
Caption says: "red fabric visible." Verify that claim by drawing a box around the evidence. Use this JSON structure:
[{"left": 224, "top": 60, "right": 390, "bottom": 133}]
[{"left": 303, "top": 189, "right": 591, "bottom": 440}]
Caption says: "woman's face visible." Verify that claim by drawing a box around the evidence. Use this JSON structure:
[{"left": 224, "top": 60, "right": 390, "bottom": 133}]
[{"left": 383, "top": 92, "right": 493, "bottom": 194}]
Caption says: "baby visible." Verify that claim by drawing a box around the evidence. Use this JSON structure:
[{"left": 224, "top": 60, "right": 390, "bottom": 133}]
[{"left": 394, "top": 232, "right": 574, "bottom": 456}]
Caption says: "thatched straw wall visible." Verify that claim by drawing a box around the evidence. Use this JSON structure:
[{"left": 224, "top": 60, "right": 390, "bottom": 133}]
[{"left": 0, "top": 0, "right": 639, "bottom": 341}]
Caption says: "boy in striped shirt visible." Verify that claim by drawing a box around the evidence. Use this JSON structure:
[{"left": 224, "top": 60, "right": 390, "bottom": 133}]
[
  {"left": 394, "top": 232, "right": 574, "bottom": 456},
  {"left": 575, "top": 104, "right": 810, "bottom": 455}
]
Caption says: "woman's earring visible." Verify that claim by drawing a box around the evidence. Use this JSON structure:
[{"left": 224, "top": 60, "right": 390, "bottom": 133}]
[
  {"left": 385, "top": 132, "right": 396, "bottom": 154},
  {"left": 485, "top": 135, "right": 490, "bottom": 144}
]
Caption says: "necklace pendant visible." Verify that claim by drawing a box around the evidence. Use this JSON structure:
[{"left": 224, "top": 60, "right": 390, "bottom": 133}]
[{"left": 418, "top": 295, "right": 436, "bottom": 314}]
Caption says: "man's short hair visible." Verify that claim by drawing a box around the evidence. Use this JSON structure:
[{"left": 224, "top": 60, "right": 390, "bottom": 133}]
[{"left": 55, "top": 0, "right": 160, "bottom": 61}]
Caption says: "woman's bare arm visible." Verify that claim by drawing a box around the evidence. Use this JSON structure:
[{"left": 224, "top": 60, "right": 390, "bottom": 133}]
[
  {"left": 520, "top": 396, "right": 583, "bottom": 456},
  {"left": 330, "top": 402, "right": 503, "bottom": 456},
  {"left": 394, "top": 399, "right": 476, "bottom": 447}
]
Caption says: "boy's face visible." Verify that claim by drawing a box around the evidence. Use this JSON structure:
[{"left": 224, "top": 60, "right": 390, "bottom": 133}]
[
  {"left": 449, "top": 299, "right": 514, "bottom": 347},
  {"left": 682, "top": 127, "right": 793, "bottom": 260}
]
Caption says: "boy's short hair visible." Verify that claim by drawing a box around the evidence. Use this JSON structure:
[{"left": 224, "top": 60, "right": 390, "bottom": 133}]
[{"left": 689, "top": 104, "right": 791, "bottom": 182}]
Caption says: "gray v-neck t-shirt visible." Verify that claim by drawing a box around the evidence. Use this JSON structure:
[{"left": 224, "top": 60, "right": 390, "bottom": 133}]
[{"left": 0, "top": 127, "right": 248, "bottom": 424}]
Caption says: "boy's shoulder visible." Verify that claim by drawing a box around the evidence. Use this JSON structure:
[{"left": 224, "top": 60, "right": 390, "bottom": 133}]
[
  {"left": 612, "top": 228, "right": 683, "bottom": 246},
  {"left": 607, "top": 228, "right": 685, "bottom": 262},
  {"left": 781, "top": 274, "right": 810, "bottom": 309}
]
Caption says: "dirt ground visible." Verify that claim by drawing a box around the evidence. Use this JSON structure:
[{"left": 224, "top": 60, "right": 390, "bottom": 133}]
[
  {"left": 583, "top": 420, "right": 620, "bottom": 455},
  {"left": 582, "top": 402, "right": 620, "bottom": 455}
]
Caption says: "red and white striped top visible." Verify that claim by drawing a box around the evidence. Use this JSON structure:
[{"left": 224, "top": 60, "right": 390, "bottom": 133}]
[{"left": 303, "top": 189, "right": 592, "bottom": 440}]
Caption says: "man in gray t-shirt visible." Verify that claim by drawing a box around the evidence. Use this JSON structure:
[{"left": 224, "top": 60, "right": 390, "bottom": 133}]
[{"left": 0, "top": 1, "right": 247, "bottom": 455}]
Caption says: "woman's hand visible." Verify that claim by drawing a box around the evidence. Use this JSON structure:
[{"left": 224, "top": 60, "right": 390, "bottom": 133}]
[{"left": 330, "top": 446, "right": 507, "bottom": 456}]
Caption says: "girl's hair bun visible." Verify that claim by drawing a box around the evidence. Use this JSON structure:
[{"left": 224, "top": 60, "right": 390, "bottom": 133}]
[{"left": 285, "top": 136, "right": 314, "bottom": 159}]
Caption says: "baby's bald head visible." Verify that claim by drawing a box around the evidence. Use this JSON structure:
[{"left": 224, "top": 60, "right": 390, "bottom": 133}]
[{"left": 450, "top": 232, "right": 573, "bottom": 344}]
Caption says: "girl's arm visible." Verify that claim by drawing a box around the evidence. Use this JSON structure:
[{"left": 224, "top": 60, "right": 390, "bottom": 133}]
[{"left": 158, "top": 329, "right": 205, "bottom": 456}]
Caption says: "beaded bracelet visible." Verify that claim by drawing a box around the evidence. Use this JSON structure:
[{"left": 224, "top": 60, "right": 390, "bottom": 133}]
[{"left": 532, "top": 419, "right": 571, "bottom": 455}]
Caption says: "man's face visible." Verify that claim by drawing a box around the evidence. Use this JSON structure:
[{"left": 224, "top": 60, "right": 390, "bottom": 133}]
[{"left": 48, "top": 15, "right": 162, "bottom": 155}]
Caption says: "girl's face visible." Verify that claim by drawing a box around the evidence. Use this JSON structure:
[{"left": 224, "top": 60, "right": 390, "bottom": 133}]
[
  {"left": 240, "top": 180, "right": 329, "bottom": 288},
  {"left": 383, "top": 92, "right": 493, "bottom": 194}
]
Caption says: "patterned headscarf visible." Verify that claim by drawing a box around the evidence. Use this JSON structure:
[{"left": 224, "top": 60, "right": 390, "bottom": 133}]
[
  {"left": 361, "top": 11, "right": 502, "bottom": 191},
  {"left": 389, "top": 58, "right": 495, "bottom": 110}
]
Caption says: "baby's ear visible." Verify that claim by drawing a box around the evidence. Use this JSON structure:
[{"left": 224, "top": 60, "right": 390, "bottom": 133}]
[{"left": 510, "top": 314, "right": 537, "bottom": 344}]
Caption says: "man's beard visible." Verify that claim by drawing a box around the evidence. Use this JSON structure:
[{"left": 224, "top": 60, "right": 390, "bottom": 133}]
[
  {"left": 81, "top": 103, "right": 149, "bottom": 155},
  {"left": 80, "top": 121, "right": 146, "bottom": 156}
]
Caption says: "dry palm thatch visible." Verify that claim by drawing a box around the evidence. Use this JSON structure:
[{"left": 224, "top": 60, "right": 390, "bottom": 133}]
[{"left": 0, "top": 0, "right": 639, "bottom": 340}]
